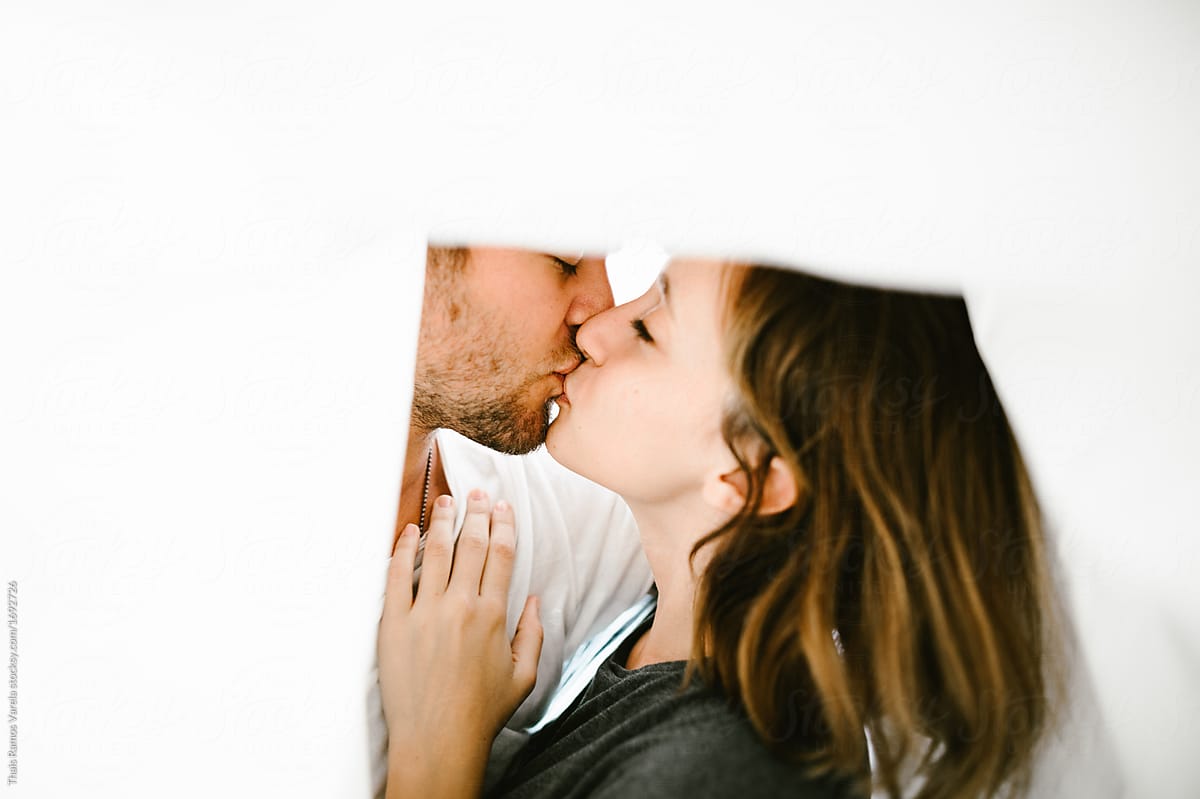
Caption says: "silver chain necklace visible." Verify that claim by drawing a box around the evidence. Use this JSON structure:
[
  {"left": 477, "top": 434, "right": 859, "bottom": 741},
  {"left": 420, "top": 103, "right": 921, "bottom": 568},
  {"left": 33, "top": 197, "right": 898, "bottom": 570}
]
[{"left": 418, "top": 444, "right": 434, "bottom": 534}]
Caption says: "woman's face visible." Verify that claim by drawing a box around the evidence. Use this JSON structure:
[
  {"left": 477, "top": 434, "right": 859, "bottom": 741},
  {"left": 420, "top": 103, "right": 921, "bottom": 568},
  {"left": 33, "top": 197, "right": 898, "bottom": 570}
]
[{"left": 546, "top": 259, "right": 736, "bottom": 505}]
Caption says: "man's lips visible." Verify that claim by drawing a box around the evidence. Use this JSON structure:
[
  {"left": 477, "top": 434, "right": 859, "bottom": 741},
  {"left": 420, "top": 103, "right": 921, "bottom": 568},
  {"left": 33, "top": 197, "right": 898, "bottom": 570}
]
[{"left": 555, "top": 373, "right": 570, "bottom": 405}]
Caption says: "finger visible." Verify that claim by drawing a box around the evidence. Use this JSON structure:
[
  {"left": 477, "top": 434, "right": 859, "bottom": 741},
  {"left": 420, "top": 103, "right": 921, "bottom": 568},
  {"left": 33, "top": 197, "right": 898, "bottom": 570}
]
[
  {"left": 479, "top": 499, "right": 517, "bottom": 599},
  {"left": 383, "top": 523, "right": 420, "bottom": 619},
  {"left": 415, "top": 494, "right": 455, "bottom": 600},
  {"left": 511, "top": 596, "right": 544, "bottom": 693},
  {"left": 448, "top": 488, "right": 491, "bottom": 596}
]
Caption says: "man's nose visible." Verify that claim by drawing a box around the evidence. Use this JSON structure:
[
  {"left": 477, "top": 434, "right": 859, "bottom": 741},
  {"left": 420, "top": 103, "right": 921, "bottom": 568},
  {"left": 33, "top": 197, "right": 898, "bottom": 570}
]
[{"left": 565, "top": 258, "right": 615, "bottom": 328}]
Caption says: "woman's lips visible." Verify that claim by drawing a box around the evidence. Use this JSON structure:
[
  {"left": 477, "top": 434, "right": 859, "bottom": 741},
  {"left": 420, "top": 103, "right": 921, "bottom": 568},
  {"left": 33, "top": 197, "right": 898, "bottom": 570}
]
[{"left": 557, "top": 374, "right": 570, "bottom": 406}]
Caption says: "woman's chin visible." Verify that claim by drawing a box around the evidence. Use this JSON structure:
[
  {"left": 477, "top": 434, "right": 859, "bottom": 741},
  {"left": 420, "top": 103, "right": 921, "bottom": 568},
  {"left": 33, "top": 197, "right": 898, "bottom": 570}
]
[
  {"left": 544, "top": 417, "right": 566, "bottom": 460},
  {"left": 546, "top": 426, "right": 629, "bottom": 502},
  {"left": 545, "top": 419, "right": 582, "bottom": 471}
]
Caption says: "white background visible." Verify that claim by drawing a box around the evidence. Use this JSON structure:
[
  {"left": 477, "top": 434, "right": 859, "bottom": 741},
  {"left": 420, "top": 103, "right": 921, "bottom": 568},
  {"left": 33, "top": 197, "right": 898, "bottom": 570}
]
[{"left": 4, "top": 2, "right": 1199, "bottom": 797}]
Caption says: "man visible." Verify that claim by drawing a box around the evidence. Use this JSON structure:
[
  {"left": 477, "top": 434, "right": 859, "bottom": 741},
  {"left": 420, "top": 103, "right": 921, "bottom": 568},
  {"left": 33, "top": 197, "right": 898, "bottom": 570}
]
[
  {"left": 382, "top": 245, "right": 652, "bottom": 740},
  {"left": 395, "top": 245, "right": 614, "bottom": 536}
]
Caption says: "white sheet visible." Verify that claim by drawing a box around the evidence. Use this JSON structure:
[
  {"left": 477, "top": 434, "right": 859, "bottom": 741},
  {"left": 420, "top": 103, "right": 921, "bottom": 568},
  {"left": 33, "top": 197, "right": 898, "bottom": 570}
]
[{"left": 5, "top": 2, "right": 1198, "bottom": 796}]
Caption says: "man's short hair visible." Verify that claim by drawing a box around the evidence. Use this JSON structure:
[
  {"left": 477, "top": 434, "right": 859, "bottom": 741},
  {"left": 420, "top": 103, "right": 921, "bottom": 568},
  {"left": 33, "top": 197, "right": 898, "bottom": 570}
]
[{"left": 426, "top": 246, "right": 468, "bottom": 273}]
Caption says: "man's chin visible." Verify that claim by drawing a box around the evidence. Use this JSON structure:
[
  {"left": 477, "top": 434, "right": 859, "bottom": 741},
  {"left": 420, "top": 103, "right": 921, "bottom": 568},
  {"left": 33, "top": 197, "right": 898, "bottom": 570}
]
[
  {"left": 479, "top": 403, "right": 553, "bottom": 456},
  {"left": 425, "top": 387, "right": 554, "bottom": 455}
]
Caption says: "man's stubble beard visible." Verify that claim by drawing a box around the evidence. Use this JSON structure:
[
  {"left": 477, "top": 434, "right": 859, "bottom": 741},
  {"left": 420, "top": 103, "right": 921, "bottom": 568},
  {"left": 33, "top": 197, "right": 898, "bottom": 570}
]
[
  {"left": 412, "top": 316, "right": 571, "bottom": 455},
  {"left": 411, "top": 368, "right": 554, "bottom": 455},
  {"left": 412, "top": 264, "right": 580, "bottom": 454}
]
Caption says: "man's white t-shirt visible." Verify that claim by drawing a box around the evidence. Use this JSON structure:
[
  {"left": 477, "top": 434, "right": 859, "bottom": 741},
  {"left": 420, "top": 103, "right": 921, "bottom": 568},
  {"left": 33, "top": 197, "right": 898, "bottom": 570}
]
[
  {"left": 434, "top": 428, "right": 653, "bottom": 726},
  {"left": 371, "top": 429, "right": 653, "bottom": 795}
]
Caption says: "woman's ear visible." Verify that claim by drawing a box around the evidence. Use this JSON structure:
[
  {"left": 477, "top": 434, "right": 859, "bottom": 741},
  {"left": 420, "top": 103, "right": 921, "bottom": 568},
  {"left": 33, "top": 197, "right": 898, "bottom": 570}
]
[{"left": 702, "top": 456, "right": 802, "bottom": 516}]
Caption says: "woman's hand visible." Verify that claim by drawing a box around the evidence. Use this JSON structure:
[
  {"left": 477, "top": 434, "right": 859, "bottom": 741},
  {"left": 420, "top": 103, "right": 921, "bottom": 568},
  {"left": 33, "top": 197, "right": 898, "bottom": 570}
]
[{"left": 378, "top": 489, "right": 543, "bottom": 799}]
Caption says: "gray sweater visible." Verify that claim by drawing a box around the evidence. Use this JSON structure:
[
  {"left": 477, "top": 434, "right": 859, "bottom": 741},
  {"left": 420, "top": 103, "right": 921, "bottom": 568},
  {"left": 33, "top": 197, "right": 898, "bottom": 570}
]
[{"left": 488, "top": 629, "right": 865, "bottom": 799}]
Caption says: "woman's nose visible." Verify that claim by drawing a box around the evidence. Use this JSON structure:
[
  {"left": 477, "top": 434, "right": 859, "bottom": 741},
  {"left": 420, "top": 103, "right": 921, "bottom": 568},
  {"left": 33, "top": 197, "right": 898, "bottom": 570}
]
[{"left": 574, "top": 305, "right": 621, "bottom": 366}]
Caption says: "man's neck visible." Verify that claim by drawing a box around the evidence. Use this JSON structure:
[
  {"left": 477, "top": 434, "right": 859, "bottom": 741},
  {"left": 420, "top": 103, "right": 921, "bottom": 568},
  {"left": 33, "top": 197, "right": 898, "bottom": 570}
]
[{"left": 393, "top": 424, "right": 451, "bottom": 546}]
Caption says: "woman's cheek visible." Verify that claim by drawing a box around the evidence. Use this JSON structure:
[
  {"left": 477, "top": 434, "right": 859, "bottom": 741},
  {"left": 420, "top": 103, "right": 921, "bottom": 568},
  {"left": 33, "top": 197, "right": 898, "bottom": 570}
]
[{"left": 615, "top": 373, "right": 661, "bottom": 412}]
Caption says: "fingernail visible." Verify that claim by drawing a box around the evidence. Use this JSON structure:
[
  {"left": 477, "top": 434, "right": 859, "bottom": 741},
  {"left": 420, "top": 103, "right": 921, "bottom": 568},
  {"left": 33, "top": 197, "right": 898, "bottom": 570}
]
[
  {"left": 495, "top": 499, "right": 509, "bottom": 512},
  {"left": 403, "top": 523, "right": 419, "bottom": 537},
  {"left": 436, "top": 495, "right": 452, "bottom": 508},
  {"left": 469, "top": 488, "right": 486, "bottom": 501}
]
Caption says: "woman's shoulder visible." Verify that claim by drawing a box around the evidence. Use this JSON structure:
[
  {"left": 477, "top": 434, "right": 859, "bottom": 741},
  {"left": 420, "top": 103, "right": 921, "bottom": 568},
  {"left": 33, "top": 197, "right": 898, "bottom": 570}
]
[
  {"left": 590, "top": 690, "right": 865, "bottom": 799},
  {"left": 493, "top": 666, "right": 864, "bottom": 799}
]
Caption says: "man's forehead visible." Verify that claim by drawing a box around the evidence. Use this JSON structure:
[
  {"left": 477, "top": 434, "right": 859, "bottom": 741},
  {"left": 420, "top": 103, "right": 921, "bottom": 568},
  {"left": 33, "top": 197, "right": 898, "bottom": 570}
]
[{"left": 464, "top": 246, "right": 585, "bottom": 266}]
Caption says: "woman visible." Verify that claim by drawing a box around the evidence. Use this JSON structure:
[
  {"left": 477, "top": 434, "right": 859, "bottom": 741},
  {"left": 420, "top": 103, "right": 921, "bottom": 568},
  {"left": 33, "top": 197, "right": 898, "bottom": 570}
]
[{"left": 378, "top": 260, "right": 1058, "bottom": 798}]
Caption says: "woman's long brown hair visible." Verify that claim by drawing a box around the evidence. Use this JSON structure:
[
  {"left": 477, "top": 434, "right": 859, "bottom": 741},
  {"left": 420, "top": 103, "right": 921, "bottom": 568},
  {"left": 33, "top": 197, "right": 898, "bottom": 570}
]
[{"left": 689, "top": 265, "right": 1059, "bottom": 798}]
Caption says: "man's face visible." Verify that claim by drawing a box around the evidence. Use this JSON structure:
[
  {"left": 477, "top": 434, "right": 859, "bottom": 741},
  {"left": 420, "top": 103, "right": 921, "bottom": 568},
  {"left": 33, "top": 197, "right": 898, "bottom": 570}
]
[{"left": 413, "top": 246, "right": 615, "bottom": 454}]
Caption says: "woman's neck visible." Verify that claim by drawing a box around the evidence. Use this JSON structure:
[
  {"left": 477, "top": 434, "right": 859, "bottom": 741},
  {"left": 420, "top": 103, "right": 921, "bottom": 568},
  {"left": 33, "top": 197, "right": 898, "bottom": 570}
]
[{"left": 622, "top": 497, "right": 724, "bottom": 670}]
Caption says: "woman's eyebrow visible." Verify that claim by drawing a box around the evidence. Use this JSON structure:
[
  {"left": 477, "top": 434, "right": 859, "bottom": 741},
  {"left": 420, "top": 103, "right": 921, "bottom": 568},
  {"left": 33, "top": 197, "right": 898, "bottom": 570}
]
[
  {"left": 656, "top": 272, "right": 673, "bottom": 319},
  {"left": 546, "top": 250, "right": 584, "bottom": 266}
]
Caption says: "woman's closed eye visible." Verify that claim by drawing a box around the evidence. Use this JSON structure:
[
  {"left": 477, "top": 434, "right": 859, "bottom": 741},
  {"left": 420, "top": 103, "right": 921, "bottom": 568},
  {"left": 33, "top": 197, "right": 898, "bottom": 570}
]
[{"left": 631, "top": 318, "right": 654, "bottom": 343}]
